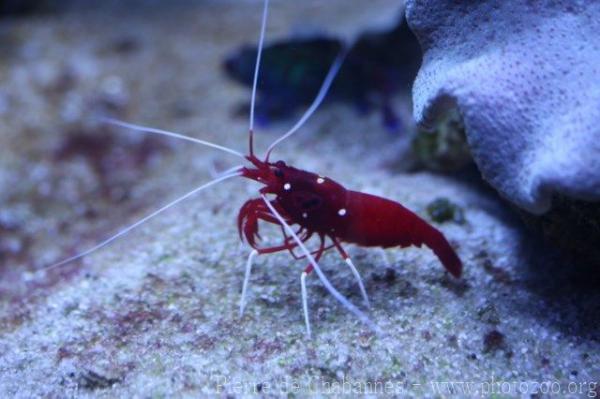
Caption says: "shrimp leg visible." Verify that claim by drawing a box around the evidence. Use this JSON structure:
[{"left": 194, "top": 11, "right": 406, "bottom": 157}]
[
  {"left": 238, "top": 212, "right": 310, "bottom": 317},
  {"left": 331, "top": 237, "right": 371, "bottom": 309},
  {"left": 300, "top": 235, "right": 327, "bottom": 338}
]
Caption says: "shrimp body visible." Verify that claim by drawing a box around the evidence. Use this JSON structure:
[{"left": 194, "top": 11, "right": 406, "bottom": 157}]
[{"left": 239, "top": 159, "right": 462, "bottom": 278}]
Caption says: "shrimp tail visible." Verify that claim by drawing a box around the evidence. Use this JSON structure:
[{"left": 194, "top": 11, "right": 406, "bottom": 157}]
[{"left": 416, "top": 221, "right": 462, "bottom": 278}]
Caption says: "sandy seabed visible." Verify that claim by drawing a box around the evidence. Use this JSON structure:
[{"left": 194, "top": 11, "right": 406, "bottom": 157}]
[{"left": 0, "top": 2, "right": 598, "bottom": 397}]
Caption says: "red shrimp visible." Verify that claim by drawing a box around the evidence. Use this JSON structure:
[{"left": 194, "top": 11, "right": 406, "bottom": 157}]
[
  {"left": 239, "top": 159, "right": 462, "bottom": 278},
  {"left": 47, "top": 0, "right": 462, "bottom": 337}
]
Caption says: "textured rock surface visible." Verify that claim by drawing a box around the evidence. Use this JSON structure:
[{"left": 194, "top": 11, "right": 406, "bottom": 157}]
[
  {"left": 0, "top": 2, "right": 598, "bottom": 397},
  {"left": 406, "top": 0, "right": 600, "bottom": 214}
]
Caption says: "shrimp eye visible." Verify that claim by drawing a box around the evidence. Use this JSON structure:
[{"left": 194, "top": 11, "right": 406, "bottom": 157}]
[{"left": 274, "top": 169, "right": 284, "bottom": 178}]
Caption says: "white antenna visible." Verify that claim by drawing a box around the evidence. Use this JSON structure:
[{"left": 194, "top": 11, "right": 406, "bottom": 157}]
[
  {"left": 265, "top": 46, "right": 348, "bottom": 160},
  {"left": 43, "top": 172, "right": 242, "bottom": 271},
  {"left": 248, "top": 0, "right": 270, "bottom": 156},
  {"left": 101, "top": 118, "right": 245, "bottom": 159}
]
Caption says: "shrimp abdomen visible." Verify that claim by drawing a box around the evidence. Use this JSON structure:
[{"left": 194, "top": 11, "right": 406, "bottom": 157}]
[{"left": 338, "top": 191, "right": 462, "bottom": 277}]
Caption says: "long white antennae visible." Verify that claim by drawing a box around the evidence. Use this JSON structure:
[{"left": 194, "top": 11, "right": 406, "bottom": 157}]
[
  {"left": 43, "top": 172, "right": 242, "bottom": 272},
  {"left": 265, "top": 46, "right": 348, "bottom": 160},
  {"left": 248, "top": 0, "right": 269, "bottom": 156},
  {"left": 261, "top": 194, "right": 381, "bottom": 334},
  {"left": 214, "top": 164, "right": 245, "bottom": 179},
  {"left": 101, "top": 117, "right": 245, "bottom": 159}
]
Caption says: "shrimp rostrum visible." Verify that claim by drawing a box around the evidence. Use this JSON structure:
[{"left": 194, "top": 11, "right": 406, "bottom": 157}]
[{"left": 48, "top": 0, "right": 462, "bottom": 338}]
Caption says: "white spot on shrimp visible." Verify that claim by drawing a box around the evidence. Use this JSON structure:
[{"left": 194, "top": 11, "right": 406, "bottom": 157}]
[
  {"left": 317, "top": 177, "right": 325, "bottom": 184},
  {"left": 284, "top": 183, "right": 291, "bottom": 191},
  {"left": 302, "top": 212, "right": 308, "bottom": 219},
  {"left": 338, "top": 208, "right": 347, "bottom": 216}
]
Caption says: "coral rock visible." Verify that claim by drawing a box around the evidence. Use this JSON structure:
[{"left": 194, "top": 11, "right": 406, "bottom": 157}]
[{"left": 406, "top": 0, "right": 600, "bottom": 214}]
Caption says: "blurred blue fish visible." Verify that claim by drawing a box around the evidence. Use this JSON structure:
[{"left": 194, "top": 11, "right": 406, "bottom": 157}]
[{"left": 223, "top": 17, "right": 421, "bottom": 133}]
